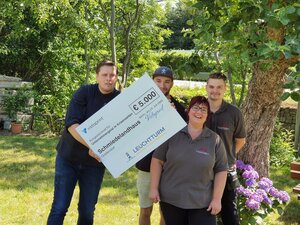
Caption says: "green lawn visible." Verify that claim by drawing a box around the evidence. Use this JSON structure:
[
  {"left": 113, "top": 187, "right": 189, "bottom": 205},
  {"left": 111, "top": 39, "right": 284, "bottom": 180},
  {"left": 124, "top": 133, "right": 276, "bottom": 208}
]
[{"left": 0, "top": 135, "right": 299, "bottom": 225}]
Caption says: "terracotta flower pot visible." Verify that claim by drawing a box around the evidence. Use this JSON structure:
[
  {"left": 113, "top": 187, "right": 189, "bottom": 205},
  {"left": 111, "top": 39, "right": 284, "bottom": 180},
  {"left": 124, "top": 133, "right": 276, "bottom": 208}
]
[{"left": 11, "top": 122, "right": 22, "bottom": 134}]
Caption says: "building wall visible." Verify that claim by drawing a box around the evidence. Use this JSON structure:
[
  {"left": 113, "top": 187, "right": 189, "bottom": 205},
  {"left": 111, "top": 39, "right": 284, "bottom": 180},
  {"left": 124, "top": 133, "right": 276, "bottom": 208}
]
[{"left": 278, "top": 107, "right": 297, "bottom": 131}]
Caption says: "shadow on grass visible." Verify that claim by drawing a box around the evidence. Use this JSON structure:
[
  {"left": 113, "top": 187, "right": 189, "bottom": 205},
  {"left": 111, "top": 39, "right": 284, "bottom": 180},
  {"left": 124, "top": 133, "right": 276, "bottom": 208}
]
[
  {"left": 100, "top": 167, "right": 139, "bottom": 204},
  {"left": 270, "top": 166, "right": 300, "bottom": 224},
  {"left": 0, "top": 136, "right": 58, "bottom": 159},
  {"left": 0, "top": 159, "right": 55, "bottom": 190},
  {"left": 277, "top": 200, "right": 300, "bottom": 224},
  {"left": 0, "top": 136, "right": 140, "bottom": 201}
]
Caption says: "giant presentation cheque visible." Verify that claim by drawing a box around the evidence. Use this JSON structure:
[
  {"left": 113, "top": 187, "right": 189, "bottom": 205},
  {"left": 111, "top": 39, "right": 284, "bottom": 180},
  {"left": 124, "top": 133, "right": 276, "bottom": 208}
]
[{"left": 76, "top": 74, "right": 186, "bottom": 178}]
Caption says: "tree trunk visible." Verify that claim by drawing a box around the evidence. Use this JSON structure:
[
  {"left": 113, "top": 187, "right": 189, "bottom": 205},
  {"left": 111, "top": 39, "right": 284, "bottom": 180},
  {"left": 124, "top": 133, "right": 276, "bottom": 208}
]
[
  {"left": 239, "top": 58, "right": 290, "bottom": 177},
  {"left": 84, "top": 4, "right": 90, "bottom": 84},
  {"left": 110, "top": 0, "right": 116, "bottom": 63},
  {"left": 120, "top": 0, "right": 140, "bottom": 89}
]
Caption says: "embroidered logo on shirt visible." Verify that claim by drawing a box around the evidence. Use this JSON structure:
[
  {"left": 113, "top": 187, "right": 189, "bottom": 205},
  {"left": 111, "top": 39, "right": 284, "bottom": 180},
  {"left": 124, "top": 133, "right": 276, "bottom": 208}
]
[
  {"left": 196, "top": 147, "right": 209, "bottom": 155},
  {"left": 217, "top": 121, "right": 230, "bottom": 131}
]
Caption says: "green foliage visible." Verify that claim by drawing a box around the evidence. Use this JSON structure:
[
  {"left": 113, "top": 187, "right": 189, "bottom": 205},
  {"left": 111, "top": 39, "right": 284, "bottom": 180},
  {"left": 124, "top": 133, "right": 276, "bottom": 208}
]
[
  {"left": 282, "top": 64, "right": 300, "bottom": 102},
  {"left": 170, "top": 85, "right": 243, "bottom": 107},
  {"left": 0, "top": 0, "right": 170, "bottom": 119},
  {"left": 159, "top": 50, "right": 215, "bottom": 80},
  {"left": 270, "top": 120, "right": 296, "bottom": 167},
  {"left": 0, "top": 87, "right": 34, "bottom": 121},
  {"left": 171, "top": 86, "right": 206, "bottom": 107},
  {"left": 163, "top": 1, "right": 194, "bottom": 50}
]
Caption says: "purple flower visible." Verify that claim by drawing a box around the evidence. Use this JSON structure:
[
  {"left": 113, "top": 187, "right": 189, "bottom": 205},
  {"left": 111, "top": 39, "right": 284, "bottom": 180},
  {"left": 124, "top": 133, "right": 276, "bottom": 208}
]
[
  {"left": 269, "top": 187, "right": 280, "bottom": 198},
  {"left": 250, "top": 193, "right": 264, "bottom": 203},
  {"left": 258, "top": 178, "right": 273, "bottom": 191},
  {"left": 260, "top": 177, "right": 273, "bottom": 186},
  {"left": 246, "top": 198, "right": 261, "bottom": 210},
  {"left": 278, "top": 191, "right": 290, "bottom": 202},
  {"left": 236, "top": 160, "right": 246, "bottom": 170},
  {"left": 242, "top": 188, "right": 254, "bottom": 198},
  {"left": 236, "top": 160, "right": 290, "bottom": 224},
  {"left": 236, "top": 185, "right": 245, "bottom": 195},
  {"left": 262, "top": 196, "right": 273, "bottom": 206},
  {"left": 244, "top": 164, "right": 254, "bottom": 171},
  {"left": 242, "top": 170, "right": 259, "bottom": 179},
  {"left": 256, "top": 189, "right": 268, "bottom": 199},
  {"left": 245, "top": 178, "right": 257, "bottom": 187}
]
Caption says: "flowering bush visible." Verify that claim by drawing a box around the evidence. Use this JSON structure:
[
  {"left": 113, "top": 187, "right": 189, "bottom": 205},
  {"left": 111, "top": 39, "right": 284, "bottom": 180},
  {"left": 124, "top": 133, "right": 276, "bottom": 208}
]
[{"left": 236, "top": 160, "right": 290, "bottom": 225}]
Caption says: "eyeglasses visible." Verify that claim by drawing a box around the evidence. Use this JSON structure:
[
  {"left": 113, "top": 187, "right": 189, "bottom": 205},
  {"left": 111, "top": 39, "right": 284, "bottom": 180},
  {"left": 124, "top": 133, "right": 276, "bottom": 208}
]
[{"left": 191, "top": 105, "right": 208, "bottom": 113}]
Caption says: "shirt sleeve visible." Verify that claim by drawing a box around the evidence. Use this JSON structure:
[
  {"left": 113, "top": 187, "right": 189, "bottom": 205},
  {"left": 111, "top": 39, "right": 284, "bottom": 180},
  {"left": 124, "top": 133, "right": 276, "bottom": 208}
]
[
  {"left": 171, "top": 96, "right": 187, "bottom": 122},
  {"left": 213, "top": 135, "right": 228, "bottom": 173},
  {"left": 65, "top": 85, "right": 88, "bottom": 128},
  {"left": 234, "top": 108, "right": 246, "bottom": 138},
  {"left": 152, "top": 140, "right": 169, "bottom": 162}
]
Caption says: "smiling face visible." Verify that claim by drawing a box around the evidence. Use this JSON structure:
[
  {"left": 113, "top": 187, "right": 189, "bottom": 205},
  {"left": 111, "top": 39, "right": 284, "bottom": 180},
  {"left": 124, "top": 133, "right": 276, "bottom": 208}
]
[
  {"left": 96, "top": 65, "right": 118, "bottom": 94},
  {"left": 206, "top": 78, "right": 226, "bottom": 102},
  {"left": 153, "top": 76, "right": 173, "bottom": 96},
  {"left": 188, "top": 103, "right": 209, "bottom": 127}
]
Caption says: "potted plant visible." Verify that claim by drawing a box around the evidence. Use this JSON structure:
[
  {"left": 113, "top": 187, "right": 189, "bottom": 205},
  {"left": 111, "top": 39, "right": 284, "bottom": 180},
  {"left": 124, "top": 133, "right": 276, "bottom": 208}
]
[{"left": 0, "top": 87, "right": 33, "bottom": 134}]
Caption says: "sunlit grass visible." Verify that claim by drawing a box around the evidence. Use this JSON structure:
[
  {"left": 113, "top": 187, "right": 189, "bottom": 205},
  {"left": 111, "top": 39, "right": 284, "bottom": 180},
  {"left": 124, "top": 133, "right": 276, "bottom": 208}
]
[
  {"left": 0, "top": 135, "right": 161, "bottom": 225},
  {"left": 0, "top": 135, "right": 299, "bottom": 224}
]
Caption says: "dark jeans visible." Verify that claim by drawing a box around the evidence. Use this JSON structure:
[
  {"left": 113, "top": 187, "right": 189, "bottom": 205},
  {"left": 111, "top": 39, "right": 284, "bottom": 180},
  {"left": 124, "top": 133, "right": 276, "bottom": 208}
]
[
  {"left": 160, "top": 201, "right": 216, "bottom": 225},
  {"left": 220, "top": 184, "right": 240, "bottom": 225},
  {"left": 47, "top": 154, "right": 105, "bottom": 225}
]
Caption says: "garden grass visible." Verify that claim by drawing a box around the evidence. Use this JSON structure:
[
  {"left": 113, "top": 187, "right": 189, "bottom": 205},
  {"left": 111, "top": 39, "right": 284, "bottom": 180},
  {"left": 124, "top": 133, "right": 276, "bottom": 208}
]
[{"left": 0, "top": 135, "right": 299, "bottom": 224}]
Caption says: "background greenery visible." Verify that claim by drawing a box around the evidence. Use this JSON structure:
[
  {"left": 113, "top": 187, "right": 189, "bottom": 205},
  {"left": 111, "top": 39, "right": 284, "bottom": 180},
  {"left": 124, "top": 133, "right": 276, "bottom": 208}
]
[{"left": 0, "top": 135, "right": 299, "bottom": 225}]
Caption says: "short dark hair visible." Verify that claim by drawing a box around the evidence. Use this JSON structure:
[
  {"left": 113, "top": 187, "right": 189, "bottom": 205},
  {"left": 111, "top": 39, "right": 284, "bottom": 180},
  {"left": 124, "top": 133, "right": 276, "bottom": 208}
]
[
  {"left": 95, "top": 60, "right": 118, "bottom": 74},
  {"left": 187, "top": 96, "right": 210, "bottom": 114},
  {"left": 208, "top": 72, "right": 227, "bottom": 82},
  {"left": 187, "top": 96, "right": 210, "bottom": 123}
]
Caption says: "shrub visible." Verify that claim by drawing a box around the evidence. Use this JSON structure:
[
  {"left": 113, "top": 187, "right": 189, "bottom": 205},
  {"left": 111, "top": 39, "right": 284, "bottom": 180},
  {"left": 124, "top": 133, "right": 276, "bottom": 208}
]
[
  {"left": 236, "top": 160, "right": 290, "bottom": 225},
  {"left": 269, "top": 120, "right": 296, "bottom": 167}
]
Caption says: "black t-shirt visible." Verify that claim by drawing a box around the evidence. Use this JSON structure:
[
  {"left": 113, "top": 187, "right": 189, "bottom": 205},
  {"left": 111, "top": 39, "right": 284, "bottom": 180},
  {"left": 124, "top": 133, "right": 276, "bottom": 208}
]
[
  {"left": 205, "top": 101, "right": 246, "bottom": 167},
  {"left": 135, "top": 95, "right": 187, "bottom": 172},
  {"left": 56, "top": 84, "right": 120, "bottom": 167}
]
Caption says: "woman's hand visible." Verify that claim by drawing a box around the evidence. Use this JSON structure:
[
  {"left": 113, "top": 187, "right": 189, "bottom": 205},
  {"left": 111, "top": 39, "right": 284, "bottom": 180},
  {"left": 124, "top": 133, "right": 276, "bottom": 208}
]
[
  {"left": 88, "top": 149, "right": 101, "bottom": 162},
  {"left": 149, "top": 188, "right": 160, "bottom": 203},
  {"left": 207, "top": 198, "right": 221, "bottom": 215}
]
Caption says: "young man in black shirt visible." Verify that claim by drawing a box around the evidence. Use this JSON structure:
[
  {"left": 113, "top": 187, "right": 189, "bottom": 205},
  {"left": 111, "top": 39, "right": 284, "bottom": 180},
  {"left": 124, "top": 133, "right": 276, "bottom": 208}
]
[
  {"left": 205, "top": 72, "right": 246, "bottom": 225},
  {"left": 47, "top": 60, "right": 120, "bottom": 225}
]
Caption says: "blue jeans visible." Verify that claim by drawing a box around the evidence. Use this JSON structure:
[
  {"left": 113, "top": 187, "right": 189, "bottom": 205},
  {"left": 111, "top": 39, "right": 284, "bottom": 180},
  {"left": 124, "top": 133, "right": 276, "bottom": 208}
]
[{"left": 47, "top": 154, "right": 105, "bottom": 225}]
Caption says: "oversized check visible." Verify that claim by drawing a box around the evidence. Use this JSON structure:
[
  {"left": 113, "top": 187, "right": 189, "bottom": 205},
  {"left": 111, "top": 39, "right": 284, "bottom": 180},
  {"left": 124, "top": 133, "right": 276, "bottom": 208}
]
[{"left": 76, "top": 74, "right": 186, "bottom": 178}]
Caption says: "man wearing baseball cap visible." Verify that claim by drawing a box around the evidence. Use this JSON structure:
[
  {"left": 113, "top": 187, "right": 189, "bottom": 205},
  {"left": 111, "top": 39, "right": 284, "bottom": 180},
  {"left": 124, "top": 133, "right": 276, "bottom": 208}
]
[{"left": 136, "top": 66, "right": 187, "bottom": 225}]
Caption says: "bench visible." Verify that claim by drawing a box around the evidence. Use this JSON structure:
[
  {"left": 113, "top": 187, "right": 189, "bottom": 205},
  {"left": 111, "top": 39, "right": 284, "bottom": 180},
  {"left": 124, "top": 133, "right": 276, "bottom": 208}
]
[{"left": 290, "top": 161, "right": 300, "bottom": 200}]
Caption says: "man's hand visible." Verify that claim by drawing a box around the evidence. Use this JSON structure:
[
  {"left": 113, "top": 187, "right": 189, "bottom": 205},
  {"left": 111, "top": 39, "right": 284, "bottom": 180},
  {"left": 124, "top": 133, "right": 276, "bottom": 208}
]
[{"left": 88, "top": 149, "right": 101, "bottom": 162}]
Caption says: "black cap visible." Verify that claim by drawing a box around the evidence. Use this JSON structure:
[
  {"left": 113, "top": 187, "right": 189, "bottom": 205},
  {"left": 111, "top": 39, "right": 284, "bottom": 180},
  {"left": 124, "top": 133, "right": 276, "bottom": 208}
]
[{"left": 153, "top": 66, "right": 173, "bottom": 80}]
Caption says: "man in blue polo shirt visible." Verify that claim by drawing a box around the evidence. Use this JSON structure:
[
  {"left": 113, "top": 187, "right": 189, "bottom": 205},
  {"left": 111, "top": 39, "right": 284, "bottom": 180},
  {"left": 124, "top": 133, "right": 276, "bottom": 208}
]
[
  {"left": 205, "top": 72, "right": 246, "bottom": 225},
  {"left": 47, "top": 60, "right": 120, "bottom": 225}
]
